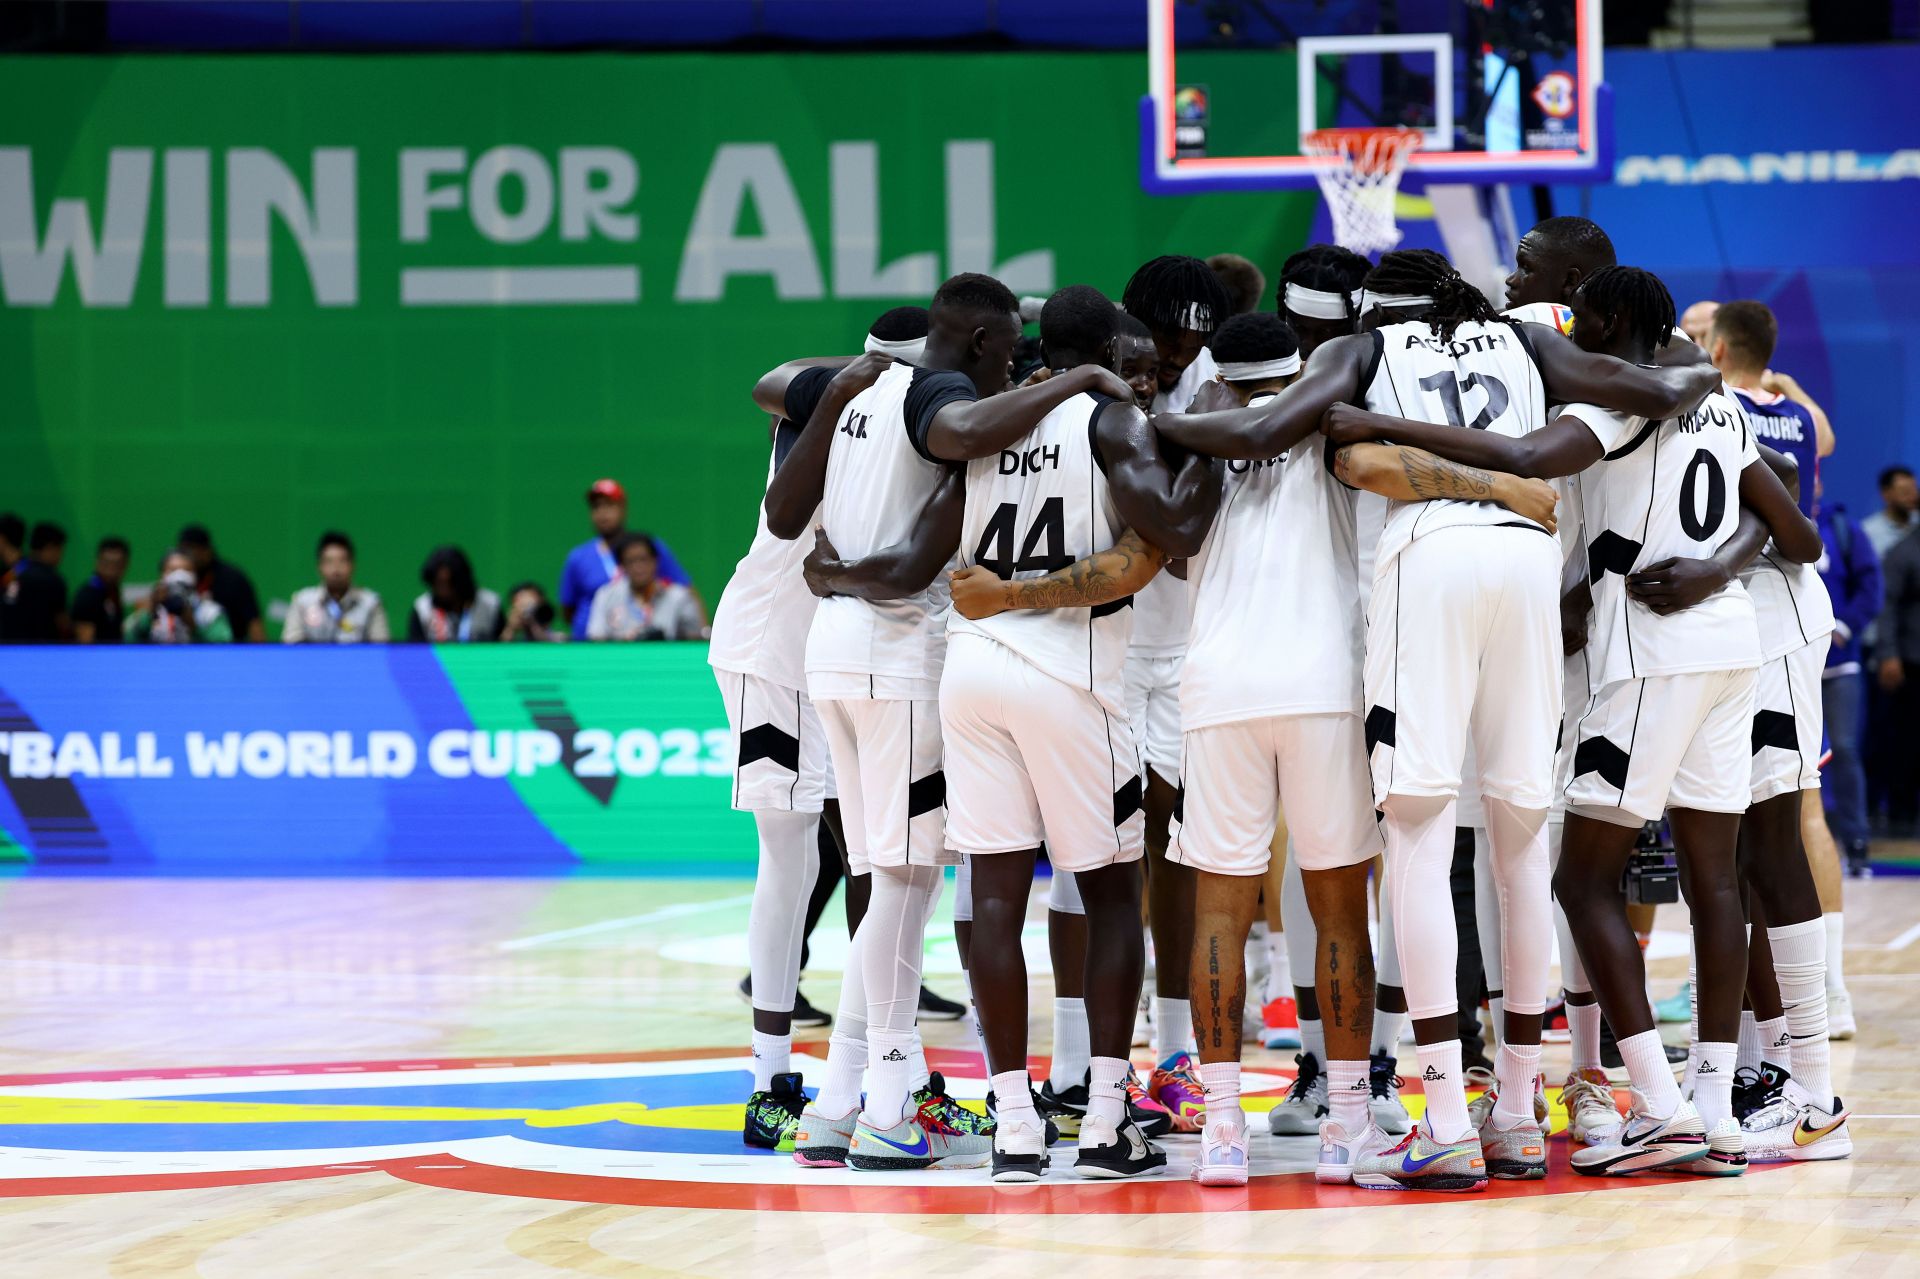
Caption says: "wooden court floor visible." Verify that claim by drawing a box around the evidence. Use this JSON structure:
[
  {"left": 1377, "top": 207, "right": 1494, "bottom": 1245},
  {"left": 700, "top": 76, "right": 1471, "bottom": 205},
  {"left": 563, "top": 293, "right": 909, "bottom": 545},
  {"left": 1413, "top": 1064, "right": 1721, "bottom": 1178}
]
[{"left": 0, "top": 867, "right": 1914, "bottom": 1278}]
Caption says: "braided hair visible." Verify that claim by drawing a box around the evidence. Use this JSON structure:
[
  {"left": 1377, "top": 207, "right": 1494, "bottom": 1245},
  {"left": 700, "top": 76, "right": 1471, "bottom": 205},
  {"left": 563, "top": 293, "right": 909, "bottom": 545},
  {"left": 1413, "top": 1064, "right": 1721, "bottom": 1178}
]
[
  {"left": 1121, "top": 255, "right": 1233, "bottom": 337},
  {"left": 1277, "top": 243, "right": 1370, "bottom": 324},
  {"left": 1362, "top": 249, "right": 1498, "bottom": 340},
  {"left": 1575, "top": 265, "right": 1675, "bottom": 353}
]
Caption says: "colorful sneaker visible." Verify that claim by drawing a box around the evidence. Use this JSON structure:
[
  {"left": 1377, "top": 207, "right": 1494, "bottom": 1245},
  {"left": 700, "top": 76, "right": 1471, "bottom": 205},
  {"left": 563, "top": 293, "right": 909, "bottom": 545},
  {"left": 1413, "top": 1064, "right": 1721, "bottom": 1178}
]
[
  {"left": 1037, "top": 1076, "right": 1087, "bottom": 1139},
  {"left": 1191, "top": 1117, "right": 1250, "bottom": 1187},
  {"left": 1541, "top": 997, "right": 1570, "bottom": 1044},
  {"left": 744, "top": 1071, "right": 808, "bottom": 1152},
  {"left": 1316, "top": 1117, "right": 1395, "bottom": 1184},
  {"left": 1148, "top": 1052, "right": 1206, "bottom": 1133},
  {"left": 1680, "top": 1117, "right": 1748, "bottom": 1176},
  {"left": 1075, "top": 1113, "right": 1169, "bottom": 1179},
  {"left": 1368, "top": 1052, "right": 1411, "bottom": 1136},
  {"left": 1269, "top": 1053, "right": 1328, "bottom": 1136},
  {"left": 792, "top": 1102, "right": 859, "bottom": 1168},
  {"left": 991, "top": 1115, "right": 1050, "bottom": 1183},
  {"left": 1262, "top": 996, "right": 1303, "bottom": 1050},
  {"left": 1560, "top": 1068, "right": 1622, "bottom": 1146},
  {"left": 1655, "top": 981, "right": 1692, "bottom": 1025},
  {"left": 1828, "top": 988, "right": 1856, "bottom": 1041},
  {"left": 914, "top": 1072, "right": 993, "bottom": 1139},
  {"left": 1351, "top": 1120, "right": 1488, "bottom": 1193},
  {"left": 1570, "top": 1096, "right": 1711, "bottom": 1176},
  {"left": 1742, "top": 1079, "right": 1853, "bottom": 1163},
  {"left": 1476, "top": 1116, "right": 1547, "bottom": 1180},
  {"left": 1466, "top": 1073, "right": 1549, "bottom": 1129},
  {"left": 848, "top": 1114, "right": 991, "bottom": 1171},
  {"left": 1122, "top": 1068, "right": 1176, "bottom": 1139}
]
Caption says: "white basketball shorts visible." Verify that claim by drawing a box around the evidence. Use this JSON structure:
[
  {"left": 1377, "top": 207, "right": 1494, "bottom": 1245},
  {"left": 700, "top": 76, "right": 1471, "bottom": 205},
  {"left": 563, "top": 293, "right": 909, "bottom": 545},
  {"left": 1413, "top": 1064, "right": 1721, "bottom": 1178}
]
[
  {"left": 1169, "top": 713, "right": 1382, "bottom": 876},
  {"left": 1751, "top": 636, "right": 1830, "bottom": 803},
  {"left": 814, "top": 695, "right": 956, "bottom": 875},
  {"left": 1564, "top": 667, "right": 1756, "bottom": 825},
  {"left": 715, "top": 669, "right": 833, "bottom": 813},
  {"left": 940, "top": 632, "right": 1145, "bottom": 874},
  {"left": 1364, "top": 525, "right": 1562, "bottom": 810},
  {"left": 1123, "top": 649, "right": 1184, "bottom": 785}
]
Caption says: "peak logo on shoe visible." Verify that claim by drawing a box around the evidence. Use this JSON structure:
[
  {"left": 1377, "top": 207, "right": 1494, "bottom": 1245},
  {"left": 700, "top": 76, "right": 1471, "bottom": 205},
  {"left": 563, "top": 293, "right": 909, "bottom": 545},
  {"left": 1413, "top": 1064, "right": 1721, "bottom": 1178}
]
[
  {"left": 1422, "top": 1066, "right": 1446, "bottom": 1082},
  {"left": 860, "top": 1126, "right": 930, "bottom": 1157},
  {"left": 881, "top": 1049, "right": 908, "bottom": 1063}
]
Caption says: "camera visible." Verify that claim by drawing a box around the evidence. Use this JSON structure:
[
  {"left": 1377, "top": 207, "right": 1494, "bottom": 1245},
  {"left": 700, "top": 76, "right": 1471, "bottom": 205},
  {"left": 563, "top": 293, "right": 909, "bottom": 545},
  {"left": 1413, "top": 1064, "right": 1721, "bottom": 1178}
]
[
  {"left": 159, "top": 569, "right": 197, "bottom": 618},
  {"left": 1622, "top": 819, "right": 1680, "bottom": 905}
]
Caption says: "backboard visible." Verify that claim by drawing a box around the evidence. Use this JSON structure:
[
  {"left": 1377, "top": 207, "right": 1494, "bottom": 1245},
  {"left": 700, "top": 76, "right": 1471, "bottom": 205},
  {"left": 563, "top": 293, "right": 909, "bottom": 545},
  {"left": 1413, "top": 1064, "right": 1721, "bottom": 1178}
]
[{"left": 1142, "top": 0, "right": 1610, "bottom": 195}]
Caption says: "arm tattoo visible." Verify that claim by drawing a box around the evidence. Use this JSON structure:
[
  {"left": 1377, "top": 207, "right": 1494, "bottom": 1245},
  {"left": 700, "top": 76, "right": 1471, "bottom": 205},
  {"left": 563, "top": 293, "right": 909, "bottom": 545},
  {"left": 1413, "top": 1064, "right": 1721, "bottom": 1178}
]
[
  {"left": 1000, "top": 529, "right": 1156, "bottom": 610},
  {"left": 1399, "top": 447, "right": 1496, "bottom": 500}
]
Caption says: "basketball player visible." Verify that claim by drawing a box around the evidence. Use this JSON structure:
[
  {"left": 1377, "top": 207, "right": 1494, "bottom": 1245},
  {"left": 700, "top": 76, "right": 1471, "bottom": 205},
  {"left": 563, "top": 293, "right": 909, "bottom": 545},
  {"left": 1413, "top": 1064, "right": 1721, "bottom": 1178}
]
[
  {"left": 1120, "top": 256, "right": 1234, "bottom": 1126},
  {"left": 1116, "top": 312, "right": 1161, "bottom": 410},
  {"left": 1163, "top": 310, "right": 1558, "bottom": 1188},
  {"left": 769, "top": 273, "right": 1134, "bottom": 1172},
  {"left": 1176, "top": 248, "right": 1721, "bottom": 1190},
  {"left": 719, "top": 307, "right": 928, "bottom": 1152}
]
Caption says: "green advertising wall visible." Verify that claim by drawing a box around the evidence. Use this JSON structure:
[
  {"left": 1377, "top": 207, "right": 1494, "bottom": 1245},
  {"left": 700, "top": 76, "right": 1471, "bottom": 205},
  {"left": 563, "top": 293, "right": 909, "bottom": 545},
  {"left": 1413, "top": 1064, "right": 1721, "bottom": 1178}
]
[{"left": 3, "top": 52, "right": 1315, "bottom": 620}]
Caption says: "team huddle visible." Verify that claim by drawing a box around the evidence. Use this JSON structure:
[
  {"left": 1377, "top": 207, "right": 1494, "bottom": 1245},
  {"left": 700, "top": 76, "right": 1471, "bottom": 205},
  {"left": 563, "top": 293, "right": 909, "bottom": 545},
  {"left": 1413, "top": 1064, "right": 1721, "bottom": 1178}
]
[{"left": 706, "top": 216, "right": 1855, "bottom": 1191}]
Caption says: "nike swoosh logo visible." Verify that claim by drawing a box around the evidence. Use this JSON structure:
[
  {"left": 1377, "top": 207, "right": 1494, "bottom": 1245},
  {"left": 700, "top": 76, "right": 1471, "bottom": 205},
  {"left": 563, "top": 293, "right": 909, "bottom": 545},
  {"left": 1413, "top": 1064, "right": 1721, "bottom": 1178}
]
[
  {"left": 866, "top": 1128, "right": 931, "bottom": 1157},
  {"left": 1795, "top": 1115, "right": 1845, "bottom": 1145},
  {"left": 1401, "top": 1144, "right": 1453, "bottom": 1173}
]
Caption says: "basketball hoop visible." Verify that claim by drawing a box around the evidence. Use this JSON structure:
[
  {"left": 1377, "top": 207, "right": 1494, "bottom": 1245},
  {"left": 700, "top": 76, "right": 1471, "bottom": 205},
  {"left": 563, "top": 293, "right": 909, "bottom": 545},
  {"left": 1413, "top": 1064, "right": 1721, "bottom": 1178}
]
[{"left": 1301, "top": 127, "right": 1422, "bottom": 256}]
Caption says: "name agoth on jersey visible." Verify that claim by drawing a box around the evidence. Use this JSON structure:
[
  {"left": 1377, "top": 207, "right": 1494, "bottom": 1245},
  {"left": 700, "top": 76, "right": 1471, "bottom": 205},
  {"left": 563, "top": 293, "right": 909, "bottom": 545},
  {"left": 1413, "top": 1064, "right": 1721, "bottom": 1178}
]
[{"left": 1401, "top": 329, "right": 1510, "bottom": 357}]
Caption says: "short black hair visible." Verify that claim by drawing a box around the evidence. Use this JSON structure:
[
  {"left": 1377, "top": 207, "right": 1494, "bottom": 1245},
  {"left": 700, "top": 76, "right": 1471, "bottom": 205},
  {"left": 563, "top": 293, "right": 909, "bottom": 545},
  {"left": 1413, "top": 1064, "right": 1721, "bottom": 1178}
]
[
  {"left": 1711, "top": 300, "right": 1778, "bottom": 369},
  {"left": 613, "top": 530, "right": 661, "bottom": 562},
  {"left": 930, "top": 272, "right": 1018, "bottom": 323},
  {"left": 1278, "top": 243, "right": 1370, "bottom": 318},
  {"left": 1528, "top": 216, "right": 1617, "bottom": 271},
  {"left": 98, "top": 535, "right": 130, "bottom": 557},
  {"left": 1880, "top": 465, "right": 1915, "bottom": 489},
  {"left": 869, "top": 305, "right": 929, "bottom": 341},
  {"left": 317, "top": 530, "right": 355, "bottom": 559},
  {"left": 1040, "top": 284, "right": 1119, "bottom": 359},
  {"left": 1576, "top": 265, "right": 1676, "bottom": 351},
  {"left": 0, "top": 513, "right": 23, "bottom": 549},
  {"left": 28, "top": 520, "right": 65, "bottom": 552},
  {"left": 1207, "top": 253, "right": 1267, "bottom": 316},
  {"left": 420, "top": 545, "right": 477, "bottom": 605},
  {"left": 1210, "top": 312, "right": 1300, "bottom": 370},
  {"left": 507, "top": 580, "right": 549, "bottom": 601},
  {"left": 1114, "top": 310, "right": 1153, "bottom": 342},
  {"left": 177, "top": 523, "right": 212, "bottom": 550},
  {"left": 1122, "top": 255, "right": 1233, "bottom": 337},
  {"left": 1363, "top": 249, "right": 1498, "bottom": 339}
]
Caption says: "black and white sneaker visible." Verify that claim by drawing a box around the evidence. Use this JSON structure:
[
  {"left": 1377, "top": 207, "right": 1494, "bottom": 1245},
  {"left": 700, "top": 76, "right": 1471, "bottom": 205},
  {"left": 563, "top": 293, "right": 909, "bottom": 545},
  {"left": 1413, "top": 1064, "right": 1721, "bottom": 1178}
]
[
  {"left": 1037, "top": 1076, "right": 1088, "bottom": 1138},
  {"left": 918, "top": 985, "right": 966, "bottom": 1021},
  {"left": 1074, "top": 1114, "right": 1169, "bottom": 1180},
  {"left": 736, "top": 975, "right": 831, "bottom": 1029},
  {"left": 986, "top": 1088, "right": 1060, "bottom": 1146},
  {"left": 992, "top": 1116, "right": 1051, "bottom": 1183}
]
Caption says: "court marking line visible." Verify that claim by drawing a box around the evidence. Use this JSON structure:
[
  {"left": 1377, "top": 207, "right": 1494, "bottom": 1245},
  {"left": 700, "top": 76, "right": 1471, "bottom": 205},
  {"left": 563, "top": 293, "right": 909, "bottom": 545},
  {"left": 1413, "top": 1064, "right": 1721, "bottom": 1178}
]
[
  {"left": 499, "top": 894, "right": 755, "bottom": 950},
  {"left": 1883, "top": 920, "right": 1920, "bottom": 951}
]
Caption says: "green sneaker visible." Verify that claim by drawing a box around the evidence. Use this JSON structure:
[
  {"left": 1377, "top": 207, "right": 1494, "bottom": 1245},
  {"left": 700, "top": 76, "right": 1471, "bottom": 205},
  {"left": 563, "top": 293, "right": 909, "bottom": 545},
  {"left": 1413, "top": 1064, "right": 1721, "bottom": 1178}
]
[
  {"left": 744, "top": 1071, "right": 807, "bottom": 1152},
  {"left": 912, "top": 1071, "right": 994, "bottom": 1137},
  {"left": 1655, "top": 981, "right": 1692, "bottom": 1025}
]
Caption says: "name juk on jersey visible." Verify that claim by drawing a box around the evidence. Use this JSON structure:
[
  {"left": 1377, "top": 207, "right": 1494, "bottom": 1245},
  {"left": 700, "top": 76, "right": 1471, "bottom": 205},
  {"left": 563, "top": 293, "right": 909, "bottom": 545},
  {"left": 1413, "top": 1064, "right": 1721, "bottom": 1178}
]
[
  {"left": 1400, "top": 328, "right": 1511, "bottom": 357},
  {"left": 840, "top": 411, "right": 870, "bottom": 438},
  {"left": 999, "top": 444, "right": 1062, "bottom": 476}
]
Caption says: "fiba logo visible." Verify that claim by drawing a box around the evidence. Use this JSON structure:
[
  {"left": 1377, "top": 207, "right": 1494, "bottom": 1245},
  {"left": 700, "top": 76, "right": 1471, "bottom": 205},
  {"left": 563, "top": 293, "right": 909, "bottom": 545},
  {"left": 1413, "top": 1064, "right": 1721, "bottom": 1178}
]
[
  {"left": 1174, "top": 85, "right": 1209, "bottom": 121},
  {"left": 1532, "top": 71, "right": 1577, "bottom": 120}
]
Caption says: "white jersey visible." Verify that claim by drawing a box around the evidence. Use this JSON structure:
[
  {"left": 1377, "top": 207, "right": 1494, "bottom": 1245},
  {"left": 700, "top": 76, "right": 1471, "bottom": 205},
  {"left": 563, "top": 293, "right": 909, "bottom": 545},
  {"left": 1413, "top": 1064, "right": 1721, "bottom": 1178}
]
[
  {"left": 805, "top": 362, "right": 958, "bottom": 697},
  {"left": 1562, "top": 391, "right": 1762, "bottom": 686},
  {"left": 949, "top": 391, "right": 1133, "bottom": 714},
  {"left": 708, "top": 431, "right": 818, "bottom": 690},
  {"left": 1728, "top": 386, "right": 1836, "bottom": 659},
  {"left": 1361, "top": 318, "right": 1551, "bottom": 572},
  {"left": 1132, "top": 346, "right": 1217, "bottom": 657},
  {"left": 1183, "top": 392, "right": 1362, "bottom": 729}
]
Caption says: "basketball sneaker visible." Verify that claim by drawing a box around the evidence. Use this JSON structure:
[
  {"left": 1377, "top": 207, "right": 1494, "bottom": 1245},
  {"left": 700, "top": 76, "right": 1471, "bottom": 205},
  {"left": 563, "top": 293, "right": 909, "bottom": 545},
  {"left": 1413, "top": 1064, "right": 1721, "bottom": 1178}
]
[
  {"left": 1569, "top": 1096, "right": 1711, "bottom": 1176},
  {"left": 991, "top": 1116, "right": 1050, "bottom": 1183},
  {"left": 1560, "top": 1068, "right": 1623, "bottom": 1146},
  {"left": 1732, "top": 1062, "right": 1786, "bottom": 1122},
  {"left": 1148, "top": 1052, "right": 1206, "bottom": 1132},
  {"left": 848, "top": 1114, "right": 991, "bottom": 1172},
  {"left": 1122, "top": 1068, "right": 1176, "bottom": 1138},
  {"left": 985, "top": 1087, "right": 1058, "bottom": 1146},
  {"left": 1316, "top": 1117, "right": 1395, "bottom": 1185},
  {"left": 1350, "top": 1120, "right": 1488, "bottom": 1193},
  {"left": 1075, "top": 1112, "right": 1169, "bottom": 1179},
  {"left": 1191, "top": 1117, "right": 1250, "bottom": 1187},
  {"left": 917, "top": 984, "right": 966, "bottom": 1022},
  {"left": 1037, "top": 1075, "right": 1087, "bottom": 1139},
  {"left": 792, "top": 1102, "right": 859, "bottom": 1168},
  {"left": 1679, "top": 1117, "right": 1748, "bottom": 1176},
  {"left": 1262, "top": 996, "right": 1303, "bottom": 1050},
  {"left": 913, "top": 1072, "right": 993, "bottom": 1140},
  {"left": 1368, "top": 1052, "right": 1411, "bottom": 1135},
  {"left": 1465, "top": 1073, "right": 1549, "bottom": 1129},
  {"left": 1741, "top": 1079, "right": 1853, "bottom": 1163},
  {"left": 1655, "top": 981, "right": 1692, "bottom": 1025},
  {"left": 743, "top": 1071, "right": 807, "bottom": 1152},
  {"left": 1475, "top": 1116, "right": 1547, "bottom": 1180},
  {"left": 1828, "top": 987, "right": 1857, "bottom": 1041},
  {"left": 1269, "top": 1053, "right": 1328, "bottom": 1136}
]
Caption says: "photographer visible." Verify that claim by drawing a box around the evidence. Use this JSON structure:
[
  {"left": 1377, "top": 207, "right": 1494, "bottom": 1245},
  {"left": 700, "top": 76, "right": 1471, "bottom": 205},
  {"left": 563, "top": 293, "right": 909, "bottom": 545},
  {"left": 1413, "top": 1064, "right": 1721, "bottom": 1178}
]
[
  {"left": 501, "top": 582, "right": 565, "bottom": 643},
  {"left": 127, "top": 549, "right": 234, "bottom": 644},
  {"left": 407, "top": 545, "right": 502, "bottom": 643},
  {"left": 586, "top": 532, "right": 705, "bottom": 642}
]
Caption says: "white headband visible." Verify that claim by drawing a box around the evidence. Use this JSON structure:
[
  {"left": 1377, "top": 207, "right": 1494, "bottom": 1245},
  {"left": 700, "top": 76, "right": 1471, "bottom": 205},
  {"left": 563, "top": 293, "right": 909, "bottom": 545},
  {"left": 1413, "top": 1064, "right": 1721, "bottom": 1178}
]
[
  {"left": 1217, "top": 353, "right": 1302, "bottom": 382},
  {"left": 1359, "top": 290, "right": 1435, "bottom": 313},
  {"left": 865, "top": 333, "right": 925, "bottom": 364},
  {"left": 1283, "top": 283, "right": 1360, "bottom": 321}
]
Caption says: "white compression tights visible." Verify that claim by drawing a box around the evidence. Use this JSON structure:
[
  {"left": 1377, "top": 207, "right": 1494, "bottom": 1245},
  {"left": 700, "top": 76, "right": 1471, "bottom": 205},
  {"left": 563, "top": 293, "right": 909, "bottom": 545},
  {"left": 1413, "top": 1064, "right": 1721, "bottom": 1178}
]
[
  {"left": 746, "top": 810, "right": 820, "bottom": 1017},
  {"left": 860, "top": 863, "right": 943, "bottom": 1129},
  {"left": 1482, "top": 797, "right": 1552, "bottom": 1024}
]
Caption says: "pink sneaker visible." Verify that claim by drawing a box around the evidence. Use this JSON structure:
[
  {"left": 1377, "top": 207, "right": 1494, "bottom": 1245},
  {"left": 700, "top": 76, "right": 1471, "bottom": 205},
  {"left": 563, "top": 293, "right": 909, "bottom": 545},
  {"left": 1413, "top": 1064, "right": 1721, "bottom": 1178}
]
[
  {"left": 1122, "top": 1068, "right": 1176, "bottom": 1138},
  {"left": 1148, "top": 1051, "right": 1206, "bottom": 1133}
]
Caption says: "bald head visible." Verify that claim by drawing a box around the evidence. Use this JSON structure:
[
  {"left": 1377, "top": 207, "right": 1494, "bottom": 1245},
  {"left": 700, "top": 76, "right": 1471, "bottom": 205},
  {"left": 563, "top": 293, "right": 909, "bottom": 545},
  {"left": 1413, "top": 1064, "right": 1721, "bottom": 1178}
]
[{"left": 1680, "top": 300, "right": 1719, "bottom": 345}]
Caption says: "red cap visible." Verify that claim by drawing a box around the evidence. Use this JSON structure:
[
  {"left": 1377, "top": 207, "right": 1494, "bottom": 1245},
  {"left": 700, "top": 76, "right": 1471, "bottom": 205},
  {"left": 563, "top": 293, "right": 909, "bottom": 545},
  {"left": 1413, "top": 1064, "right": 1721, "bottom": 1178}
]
[{"left": 586, "top": 478, "right": 627, "bottom": 504}]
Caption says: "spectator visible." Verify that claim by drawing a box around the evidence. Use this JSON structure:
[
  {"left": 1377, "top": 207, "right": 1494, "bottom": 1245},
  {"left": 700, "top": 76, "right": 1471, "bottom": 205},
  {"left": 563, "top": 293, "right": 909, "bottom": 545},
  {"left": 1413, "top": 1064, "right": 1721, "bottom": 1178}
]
[
  {"left": 1207, "top": 252, "right": 1267, "bottom": 315},
  {"left": 0, "top": 513, "right": 66, "bottom": 642},
  {"left": 177, "top": 524, "right": 264, "bottom": 642},
  {"left": 28, "top": 521, "right": 71, "bottom": 639},
  {"left": 587, "top": 532, "right": 706, "bottom": 641},
  {"left": 1819, "top": 498, "right": 1883, "bottom": 873},
  {"left": 1863, "top": 464, "right": 1917, "bottom": 559},
  {"left": 284, "top": 531, "right": 389, "bottom": 643},
  {"left": 502, "top": 581, "right": 565, "bottom": 643},
  {"left": 71, "top": 536, "right": 131, "bottom": 643},
  {"left": 1876, "top": 530, "right": 1920, "bottom": 833},
  {"left": 127, "top": 548, "right": 233, "bottom": 643},
  {"left": 408, "top": 546, "right": 502, "bottom": 642},
  {"left": 558, "top": 479, "right": 693, "bottom": 640}
]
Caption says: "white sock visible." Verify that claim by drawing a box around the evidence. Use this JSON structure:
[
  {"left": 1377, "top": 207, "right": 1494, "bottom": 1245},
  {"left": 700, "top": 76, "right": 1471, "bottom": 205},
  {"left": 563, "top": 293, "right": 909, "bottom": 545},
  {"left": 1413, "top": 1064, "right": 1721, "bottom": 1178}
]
[
  {"left": 1569, "top": 1001, "right": 1602, "bottom": 1074},
  {"left": 1265, "top": 930, "right": 1292, "bottom": 1005},
  {"left": 1768, "top": 917, "right": 1833, "bottom": 1103},
  {"left": 1684, "top": 1042, "right": 1703, "bottom": 1098},
  {"left": 751, "top": 1030, "right": 791, "bottom": 1093},
  {"left": 862, "top": 1028, "right": 917, "bottom": 1129},
  {"left": 1487, "top": 995, "right": 1506, "bottom": 1052},
  {"left": 1152, "top": 997, "right": 1192, "bottom": 1065},
  {"left": 1050, "top": 998, "right": 1091, "bottom": 1090},
  {"left": 1757, "top": 1015, "right": 1791, "bottom": 1072},
  {"left": 814, "top": 1022, "right": 868, "bottom": 1119},
  {"left": 1736, "top": 1010, "right": 1762, "bottom": 1074},
  {"left": 992, "top": 1069, "right": 1037, "bottom": 1123},
  {"left": 1198, "top": 1060, "right": 1244, "bottom": 1129},
  {"left": 1693, "top": 1040, "right": 1738, "bottom": 1127},
  {"left": 1087, "top": 1056, "right": 1128, "bottom": 1130},
  {"left": 1619, "top": 1029, "right": 1683, "bottom": 1119},
  {"left": 1328, "top": 1058, "right": 1369, "bottom": 1134},
  {"left": 1369, "top": 1009, "right": 1403, "bottom": 1059},
  {"left": 1300, "top": 1017, "right": 1326, "bottom": 1069},
  {"left": 1416, "top": 1040, "right": 1471, "bottom": 1143},
  {"left": 1824, "top": 912, "right": 1848, "bottom": 993},
  {"left": 1491, "top": 1042, "right": 1541, "bottom": 1130},
  {"left": 909, "top": 1034, "right": 930, "bottom": 1094}
]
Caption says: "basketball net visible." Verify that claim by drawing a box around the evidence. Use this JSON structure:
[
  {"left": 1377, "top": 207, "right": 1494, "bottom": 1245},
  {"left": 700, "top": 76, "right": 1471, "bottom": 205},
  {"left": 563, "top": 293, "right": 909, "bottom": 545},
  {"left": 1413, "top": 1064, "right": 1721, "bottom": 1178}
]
[{"left": 1302, "top": 127, "right": 1422, "bottom": 256}]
